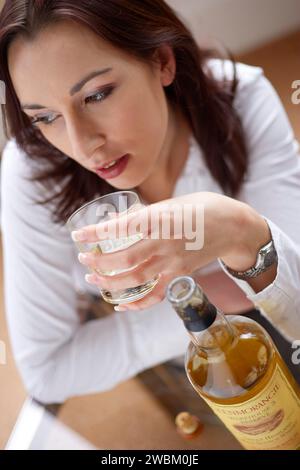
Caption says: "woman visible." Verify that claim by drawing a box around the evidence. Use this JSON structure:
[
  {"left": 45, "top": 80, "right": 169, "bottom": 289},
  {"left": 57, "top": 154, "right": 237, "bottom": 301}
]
[{"left": 1, "top": 0, "right": 300, "bottom": 404}]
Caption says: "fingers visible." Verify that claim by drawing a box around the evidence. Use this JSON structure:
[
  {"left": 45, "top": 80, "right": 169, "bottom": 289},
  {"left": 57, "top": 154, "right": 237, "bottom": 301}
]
[
  {"left": 71, "top": 206, "right": 149, "bottom": 243},
  {"left": 78, "top": 237, "right": 158, "bottom": 272},
  {"left": 113, "top": 272, "right": 176, "bottom": 311},
  {"left": 85, "top": 255, "right": 164, "bottom": 291}
]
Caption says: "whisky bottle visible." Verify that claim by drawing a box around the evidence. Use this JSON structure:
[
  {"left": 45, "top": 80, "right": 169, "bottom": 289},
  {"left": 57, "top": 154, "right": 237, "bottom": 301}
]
[{"left": 166, "top": 275, "right": 300, "bottom": 450}]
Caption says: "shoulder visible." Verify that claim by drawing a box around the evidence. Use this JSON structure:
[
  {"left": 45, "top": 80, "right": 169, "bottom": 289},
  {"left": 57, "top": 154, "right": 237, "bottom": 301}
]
[
  {"left": 2, "top": 138, "right": 25, "bottom": 166},
  {"left": 206, "top": 59, "right": 289, "bottom": 149},
  {"left": 1, "top": 138, "right": 53, "bottom": 204},
  {"left": 1, "top": 138, "right": 35, "bottom": 185},
  {"left": 206, "top": 58, "right": 264, "bottom": 91},
  {"left": 1, "top": 139, "right": 55, "bottom": 227},
  {"left": 206, "top": 58, "right": 276, "bottom": 113}
]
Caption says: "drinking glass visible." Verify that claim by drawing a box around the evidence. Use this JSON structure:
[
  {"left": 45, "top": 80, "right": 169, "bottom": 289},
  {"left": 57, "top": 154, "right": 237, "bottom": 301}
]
[{"left": 66, "top": 191, "right": 159, "bottom": 304}]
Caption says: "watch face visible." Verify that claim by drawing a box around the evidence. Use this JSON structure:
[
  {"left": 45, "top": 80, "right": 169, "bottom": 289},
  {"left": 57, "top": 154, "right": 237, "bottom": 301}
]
[{"left": 264, "top": 249, "right": 277, "bottom": 268}]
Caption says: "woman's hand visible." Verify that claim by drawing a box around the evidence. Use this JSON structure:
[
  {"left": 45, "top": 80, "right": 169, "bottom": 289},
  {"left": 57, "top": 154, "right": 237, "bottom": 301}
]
[{"left": 71, "top": 192, "right": 267, "bottom": 311}]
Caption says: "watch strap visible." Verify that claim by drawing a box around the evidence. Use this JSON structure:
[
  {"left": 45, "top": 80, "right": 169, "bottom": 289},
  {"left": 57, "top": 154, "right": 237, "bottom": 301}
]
[{"left": 220, "top": 236, "right": 278, "bottom": 280}]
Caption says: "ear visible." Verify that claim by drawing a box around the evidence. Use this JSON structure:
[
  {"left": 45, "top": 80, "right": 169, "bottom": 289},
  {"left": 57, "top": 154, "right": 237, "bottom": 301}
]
[{"left": 153, "top": 44, "right": 176, "bottom": 87}]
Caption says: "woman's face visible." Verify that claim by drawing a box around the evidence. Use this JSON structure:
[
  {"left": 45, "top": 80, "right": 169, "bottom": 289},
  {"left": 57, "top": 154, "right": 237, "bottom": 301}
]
[{"left": 8, "top": 20, "right": 177, "bottom": 189}]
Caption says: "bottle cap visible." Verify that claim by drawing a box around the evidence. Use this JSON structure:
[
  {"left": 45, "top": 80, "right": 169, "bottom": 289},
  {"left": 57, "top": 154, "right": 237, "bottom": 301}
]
[{"left": 175, "top": 411, "right": 203, "bottom": 439}]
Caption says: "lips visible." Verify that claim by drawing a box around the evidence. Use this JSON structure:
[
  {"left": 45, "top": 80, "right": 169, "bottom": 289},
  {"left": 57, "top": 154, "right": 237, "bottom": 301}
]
[{"left": 95, "top": 154, "right": 130, "bottom": 179}]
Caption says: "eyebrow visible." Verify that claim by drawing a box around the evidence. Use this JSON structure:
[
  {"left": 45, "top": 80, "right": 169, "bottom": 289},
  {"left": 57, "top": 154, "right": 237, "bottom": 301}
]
[{"left": 21, "top": 67, "right": 113, "bottom": 110}]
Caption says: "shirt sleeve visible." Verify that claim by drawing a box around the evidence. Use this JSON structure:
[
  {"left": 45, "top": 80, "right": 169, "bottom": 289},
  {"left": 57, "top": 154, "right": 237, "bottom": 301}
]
[
  {"left": 1, "top": 140, "right": 189, "bottom": 404},
  {"left": 218, "top": 65, "right": 300, "bottom": 342}
]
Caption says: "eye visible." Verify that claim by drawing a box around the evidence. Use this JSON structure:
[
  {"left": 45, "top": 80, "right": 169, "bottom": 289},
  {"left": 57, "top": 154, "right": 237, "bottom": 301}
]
[
  {"left": 30, "top": 86, "right": 115, "bottom": 127},
  {"left": 85, "top": 86, "right": 114, "bottom": 104},
  {"left": 31, "top": 113, "right": 58, "bottom": 127}
]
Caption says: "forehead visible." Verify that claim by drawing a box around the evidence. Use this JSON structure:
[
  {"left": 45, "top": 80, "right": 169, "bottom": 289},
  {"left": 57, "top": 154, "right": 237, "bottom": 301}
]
[{"left": 7, "top": 20, "right": 141, "bottom": 104}]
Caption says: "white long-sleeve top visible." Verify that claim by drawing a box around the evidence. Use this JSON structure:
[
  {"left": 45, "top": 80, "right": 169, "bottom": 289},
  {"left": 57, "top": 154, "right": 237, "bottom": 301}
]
[{"left": 2, "top": 61, "right": 300, "bottom": 404}]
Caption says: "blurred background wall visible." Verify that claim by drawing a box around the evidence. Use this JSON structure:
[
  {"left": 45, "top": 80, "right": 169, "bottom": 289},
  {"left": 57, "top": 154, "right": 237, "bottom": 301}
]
[{"left": 168, "top": 0, "right": 300, "bottom": 54}]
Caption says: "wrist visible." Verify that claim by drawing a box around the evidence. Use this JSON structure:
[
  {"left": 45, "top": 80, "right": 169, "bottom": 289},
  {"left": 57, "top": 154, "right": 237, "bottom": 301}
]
[{"left": 221, "top": 204, "right": 271, "bottom": 272}]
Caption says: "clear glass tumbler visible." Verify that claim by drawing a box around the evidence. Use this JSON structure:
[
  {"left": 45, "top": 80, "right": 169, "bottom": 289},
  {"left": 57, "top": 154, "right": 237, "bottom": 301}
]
[{"left": 66, "top": 191, "right": 159, "bottom": 304}]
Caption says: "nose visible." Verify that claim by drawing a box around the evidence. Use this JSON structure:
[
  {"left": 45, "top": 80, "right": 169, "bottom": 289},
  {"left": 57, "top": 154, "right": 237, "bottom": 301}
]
[{"left": 65, "top": 112, "right": 106, "bottom": 163}]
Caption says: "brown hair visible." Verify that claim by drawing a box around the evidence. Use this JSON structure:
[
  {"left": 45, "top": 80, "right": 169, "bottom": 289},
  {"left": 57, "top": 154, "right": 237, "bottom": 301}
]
[{"left": 0, "top": 0, "right": 248, "bottom": 225}]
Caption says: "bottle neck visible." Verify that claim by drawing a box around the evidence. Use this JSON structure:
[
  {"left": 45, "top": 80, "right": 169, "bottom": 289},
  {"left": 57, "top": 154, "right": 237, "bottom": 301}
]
[
  {"left": 187, "top": 309, "right": 236, "bottom": 354},
  {"left": 166, "top": 276, "right": 236, "bottom": 354}
]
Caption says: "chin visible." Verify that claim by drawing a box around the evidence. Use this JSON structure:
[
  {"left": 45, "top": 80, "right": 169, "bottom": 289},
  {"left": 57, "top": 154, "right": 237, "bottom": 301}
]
[
  {"left": 112, "top": 183, "right": 134, "bottom": 190},
  {"left": 109, "top": 178, "right": 137, "bottom": 190},
  {"left": 118, "top": 173, "right": 146, "bottom": 189}
]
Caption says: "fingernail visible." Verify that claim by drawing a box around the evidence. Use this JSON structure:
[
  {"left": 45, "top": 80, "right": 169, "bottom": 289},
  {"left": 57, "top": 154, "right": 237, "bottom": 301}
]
[
  {"left": 114, "top": 305, "right": 127, "bottom": 311},
  {"left": 71, "top": 230, "right": 87, "bottom": 242},
  {"left": 78, "top": 253, "right": 90, "bottom": 263},
  {"left": 85, "top": 273, "right": 95, "bottom": 283}
]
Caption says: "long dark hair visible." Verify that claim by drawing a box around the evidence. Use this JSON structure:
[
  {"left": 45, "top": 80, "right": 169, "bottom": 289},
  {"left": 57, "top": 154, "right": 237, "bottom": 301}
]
[{"left": 0, "top": 0, "right": 248, "bottom": 225}]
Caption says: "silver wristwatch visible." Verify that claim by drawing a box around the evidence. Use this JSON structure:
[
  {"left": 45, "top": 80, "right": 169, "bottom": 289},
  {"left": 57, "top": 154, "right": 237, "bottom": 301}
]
[{"left": 220, "top": 238, "right": 278, "bottom": 280}]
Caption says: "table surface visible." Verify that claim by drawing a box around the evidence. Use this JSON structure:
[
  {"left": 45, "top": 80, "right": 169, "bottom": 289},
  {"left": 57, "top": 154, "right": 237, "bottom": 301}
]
[{"left": 6, "top": 359, "right": 242, "bottom": 450}]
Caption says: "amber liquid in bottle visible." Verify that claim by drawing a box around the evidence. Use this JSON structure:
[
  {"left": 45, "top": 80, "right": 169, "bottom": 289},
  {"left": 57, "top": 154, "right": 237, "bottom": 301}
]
[{"left": 167, "top": 276, "right": 300, "bottom": 450}]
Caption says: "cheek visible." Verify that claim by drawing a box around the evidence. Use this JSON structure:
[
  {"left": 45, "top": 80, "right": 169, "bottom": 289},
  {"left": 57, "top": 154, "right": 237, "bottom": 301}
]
[
  {"left": 36, "top": 128, "right": 60, "bottom": 153},
  {"left": 36, "top": 122, "right": 84, "bottom": 165},
  {"left": 114, "top": 88, "right": 168, "bottom": 153},
  {"left": 35, "top": 123, "right": 67, "bottom": 155}
]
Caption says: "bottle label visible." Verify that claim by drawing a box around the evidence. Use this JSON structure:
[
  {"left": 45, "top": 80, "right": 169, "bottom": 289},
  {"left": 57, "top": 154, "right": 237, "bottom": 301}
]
[{"left": 203, "top": 363, "right": 300, "bottom": 450}]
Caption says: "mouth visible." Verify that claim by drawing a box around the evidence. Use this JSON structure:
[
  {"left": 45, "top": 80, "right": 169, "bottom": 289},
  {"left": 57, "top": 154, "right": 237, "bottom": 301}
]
[{"left": 94, "top": 154, "right": 130, "bottom": 180}]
